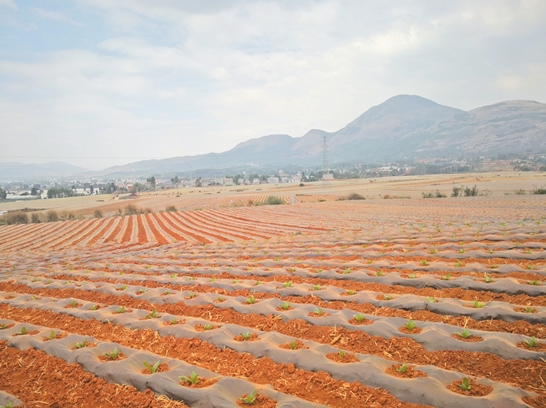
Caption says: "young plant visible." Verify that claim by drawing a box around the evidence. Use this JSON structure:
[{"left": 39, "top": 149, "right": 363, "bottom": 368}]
[
  {"left": 454, "top": 260, "right": 463, "bottom": 267},
  {"left": 283, "top": 281, "right": 292, "bottom": 288},
  {"left": 143, "top": 360, "right": 161, "bottom": 374},
  {"left": 289, "top": 340, "right": 298, "bottom": 350},
  {"left": 120, "top": 285, "right": 127, "bottom": 291},
  {"left": 346, "top": 290, "right": 355, "bottom": 295},
  {"left": 338, "top": 350, "right": 346, "bottom": 358},
  {"left": 409, "top": 273, "right": 416, "bottom": 279},
  {"left": 420, "top": 260, "right": 428, "bottom": 266},
  {"left": 104, "top": 347, "right": 120, "bottom": 360},
  {"left": 523, "top": 307, "right": 537, "bottom": 313},
  {"left": 442, "top": 273, "right": 451, "bottom": 281},
  {"left": 240, "top": 390, "right": 258, "bottom": 405},
  {"left": 70, "top": 300, "right": 77, "bottom": 307},
  {"left": 314, "top": 307, "right": 323, "bottom": 315},
  {"left": 204, "top": 324, "right": 212, "bottom": 331},
  {"left": 376, "top": 270, "right": 383, "bottom": 276},
  {"left": 524, "top": 336, "right": 539, "bottom": 348},
  {"left": 473, "top": 300, "right": 486, "bottom": 308},
  {"left": 240, "top": 331, "right": 252, "bottom": 341},
  {"left": 383, "top": 295, "right": 393, "bottom": 300},
  {"left": 354, "top": 314, "right": 367, "bottom": 323},
  {"left": 529, "top": 280, "right": 539, "bottom": 286},
  {"left": 187, "top": 293, "right": 196, "bottom": 299},
  {"left": 312, "top": 284, "right": 321, "bottom": 291},
  {"left": 281, "top": 302, "right": 291, "bottom": 310},
  {"left": 19, "top": 326, "right": 28, "bottom": 335},
  {"left": 73, "top": 339, "right": 89, "bottom": 349},
  {"left": 484, "top": 274, "right": 493, "bottom": 283},
  {"left": 116, "top": 306, "right": 126, "bottom": 314},
  {"left": 396, "top": 363, "right": 409, "bottom": 374},
  {"left": 460, "top": 377, "right": 471, "bottom": 391},
  {"left": 404, "top": 320, "right": 416, "bottom": 330},
  {"left": 179, "top": 371, "right": 200, "bottom": 385},
  {"left": 48, "top": 330, "right": 56, "bottom": 340},
  {"left": 343, "top": 268, "right": 351, "bottom": 274},
  {"left": 146, "top": 309, "right": 159, "bottom": 319},
  {"left": 171, "top": 318, "right": 179, "bottom": 324},
  {"left": 0, "top": 324, "right": 7, "bottom": 329},
  {"left": 426, "top": 296, "right": 436, "bottom": 303},
  {"left": 246, "top": 295, "right": 256, "bottom": 304},
  {"left": 455, "top": 328, "right": 472, "bottom": 339}
]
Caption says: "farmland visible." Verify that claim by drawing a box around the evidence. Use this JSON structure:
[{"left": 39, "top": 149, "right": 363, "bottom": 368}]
[{"left": 1, "top": 175, "right": 546, "bottom": 407}]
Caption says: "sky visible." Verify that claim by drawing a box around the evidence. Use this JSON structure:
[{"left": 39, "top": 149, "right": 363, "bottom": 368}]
[{"left": 1, "top": 0, "right": 545, "bottom": 170}]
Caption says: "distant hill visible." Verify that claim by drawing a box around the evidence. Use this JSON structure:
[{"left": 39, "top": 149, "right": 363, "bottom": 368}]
[
  {"left": 0, "top": 162, "right": 88, "bottom": 181},
  {"left": 89, "top": 95, "right": 546, "bottom": 177}
]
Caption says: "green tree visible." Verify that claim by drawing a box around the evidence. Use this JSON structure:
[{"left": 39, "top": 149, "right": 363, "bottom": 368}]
[
  {"left": 0, "top": 188, "right": 7, "bottom": 199},
  {"left": 171, "top": 176, "right": 180, "bottom": 187},
  {"left": 147, "top": 176, "right": 156, "bottom": 190},
  {"left": 31, "top": 186, "right": 38, "bottom": 196}
]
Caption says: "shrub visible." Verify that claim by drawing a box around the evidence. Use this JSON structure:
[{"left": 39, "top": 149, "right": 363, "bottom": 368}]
[
  {"left": 451, "top": 187, "right": 462, "bottom": 197},
  {"left": 5, "top": 212, "right": 29, "bottom": 225},
  {"left": 124, "top": 205, "right": 139, "bottom": 215},
  {"left": 59, "top": 210, "right": 75, "bottom": 220},
  {"left": 94, "top": 210, "right": 103, "bottom": 218},
  {"left": 532, "top": 185, "right": 546, "bottom": 194},
  {"left": 422, "top": 192, "right": 434, "bottom": 198},
  {"left": 46, "top": 210, "right": 59, "bottom": 222},
  {"left": 166, "top": 205, "right": 177, "bottom": 212},
  {"left": 346, "top": 193, "right": 365, "bottom": 200},
  {"left": 514, "top": 189, "right": 526, "bottom": 195},
  {"left": 434, "top": 190, "right": 446, "bottom": 198},
  {"left": 463, "top": 185, "right": 479, "bottom": 196},
  {"left": 266, "top": 196, "right": 284, "bottom": 205},
  {"left": 30, "top": 213, "right": 42, "bottom": 223}
]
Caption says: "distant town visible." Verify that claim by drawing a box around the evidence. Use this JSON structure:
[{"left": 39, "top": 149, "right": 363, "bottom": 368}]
[{"left": 1, "top": 154, "right": 545, "bottom": 202}]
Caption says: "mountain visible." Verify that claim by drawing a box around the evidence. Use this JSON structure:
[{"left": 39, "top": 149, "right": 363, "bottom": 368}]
[
  {"left": 92, "top": 95, "right": 546, "bottom": 177},
  {"left": 0, "top": 162, "right": 88, "bottom": 181}
]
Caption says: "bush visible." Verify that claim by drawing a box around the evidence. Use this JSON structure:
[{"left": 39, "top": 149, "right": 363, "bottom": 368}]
[
  {"left": 30, "top": 213, "right": 42, "bottom": 223},
  {"left": 514, "top": 189, "right": 526, "bottom": 195},
  {"left": 46, "top": 210, "right": 59, "bottom": 222},
  {"left": 59, "top": 211, "right": 75, "bottom": 221},
  {"left": 124, "top": 205, "right": 139, "bottom": 215},
  {"left": 532, "top": 186, "right": 546, "bottom": 194},
  {"left": 5, "top": 211, "right": 29, "bottom": 225},
  {"left": 346, "top": 193, "right": 365, "bottom": 200},
  {"left": 463, "top": 185, "right": 479, "bottom": 196},
  {"left": 141, "top": 207, "right": 153, "bottom": 214},
  {"left": 422, "top": 192, "right": 434, "bottom": 198},
  {"left": 94, "top": 210, "right": 103, "bottom": 218},
  {"left": 166, "top": 205, "right": 177, "bottom": 212},
  {"left": 451, "top": 187, "right": 462, "bottom": 197},
  {"left": 266, "top": 196, "right": 284, "bottom": 205}
]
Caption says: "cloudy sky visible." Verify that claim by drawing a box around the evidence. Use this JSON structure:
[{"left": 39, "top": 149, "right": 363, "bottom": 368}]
[{"left": 1, "top": 0, "right": 545, "bottom": 170}]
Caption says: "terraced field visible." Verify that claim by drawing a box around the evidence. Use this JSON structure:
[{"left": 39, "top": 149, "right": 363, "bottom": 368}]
[{"left": 1, "top": 195, "right": 545, "bottom": 407}]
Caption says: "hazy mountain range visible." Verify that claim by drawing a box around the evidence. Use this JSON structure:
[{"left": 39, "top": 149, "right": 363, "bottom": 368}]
[{"left": 3, "top": 95, "right": 546, "bottom": 180}]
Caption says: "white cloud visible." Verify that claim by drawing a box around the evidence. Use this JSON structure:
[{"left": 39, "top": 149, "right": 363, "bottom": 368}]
[
  {"left": 30, "top": 8, "right": 83, "bottom": 26},
  {"left": 0, "top": 0, "right": 17, "bottom": 10}
]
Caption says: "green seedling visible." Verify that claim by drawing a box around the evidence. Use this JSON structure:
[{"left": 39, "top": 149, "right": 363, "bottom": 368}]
[
  {"left": 187, "top": 276, "right": 195, "bottom": 281},
  {"left": 70, "top": 300, "right": 77, "bottom": 307},
  {"left": 204, "top": 324, "right": 212, "bottom": 331},
  {"left": 421, "top": 260, "right": 428, "bottom": 266},
  {"left": 314, "top": 307, "right": 323, "bottom": 315},
  {"left": 529, "top": 280, "right": 539, "bottom": 286},
  {"left": 240, "top": 331, "right": 252, "bottom": 341},
  {"left": 522, "top": 307, "right": 537, "bottom": 313},
  {"left": 460, "top": 377, "right": 471, "bottom": 391},
  {"left": 442, "top": 273, "right": 451, "bottom": 281},
  {"left": 163, "top": 291, "right": 171, "bottom": 295},
  {"left": 455, "top": 328, "right": 472, "bottom": 339},
  {"left": 116, "top": 306, "right": 125, "bottom": 314},
  {"left": 138, "top": 289, "right": 148, "bottom": 294},
  {"left": 383, "top": 295, "right": 393, "bottom": 300},
  {"left": 338, "top": 350, "right": 346, "bottom": 358},
  {"left": 209, "top": 278, "right": 215, "bottom": 282},
  {"left": 246, "top": 295, "right": 256, "bottom": 304},
  {"left": 171, "top": 319, "right": 179, "bottom": 324},
  {"left": 1, "top": 401, "right": 14, "bottom": 408},
  {"left": 19, "top": 326, "right": 28, "bottom": 335},
  {"left": 376, "top": 270, "right": 383, "bottom": 276},
  {"left": 217, "top": 297, "right": 225, "bottom": 302},
  {"left": 232, "top": 280, "right": 239, "bottom": 284},
  {"left": 145, "top": 265, "right": 151, "bottom": 269},
  {"left": 343, "top": 268, "right": 351, "bottom": 274},
  {"left": 354, "top": 314, "right": 366, "bottom": 322},
  {"left": 367, "top": 259, "right": 373, "bottom": 264},
  {"left": 0, "top": 324, "right": 7, "bottom": 329},
  {"left": 187, "top": 293, "right": 196, "bottom": 299},
  {"left": 524, "top": 336, "right": 539, "bottom": 348},
  {"left": 146, "top": 309, "right": 159, "bottom": 319},
  {"left": 459, "top": 248, "right": 465, "bottom": 254},
  {"left": 289, "top": 340, "right": 298, "bottom": 350},
  {"left": 120, "top": 285, "right": 127, "bottom": 290},
  {"left": 281, "top": 302, "right": 291, "bottom": 310},
  {"left": 455, "top": 260, "right": 463, "bottom": 267},
  {"left": 396, "top": 363, "right": 409, "bottom": 374},
  {"left": 240, "top": 390, "right": 258, "bottom": 405},
  {"left": 473, "top": 300, "right": 486, "bottom": 308},
  {"left": 179, "top": 371, "right": 200, "bottom": 385},
  {"left": 404, "top": 320, "right": 416, "bottom": 330},
  {"left": 104, "top": 347, "right": 120, "bottom": 360},
  {"left": 143, "top": 360, "right": 161, "bottom": 374},
  {"left": 313, "top": 285, "right": 321, "bottom": 291},
  {"left": 170, "top": 274, "right": 176, "bottom": 278},
  {"left": 430, "top": 248, "right": 437, "bottom": 254},
  {"left": 283, "top": 281, "right": 292, "bottom": 288},
  {"left": 426, "top": 296, "right": 436, "bottom": 303},
  {"left": 73, "top": 339, "right": 89, "bottom": 349},
  {"left": 409, "top": 274, "right": 416, "bottom": 279},
  {"left": 484, "top": 274, "right": 493, "bottom": 283},
  {"left": 48, "top": 330, "right": 56, "bottom": 340},
  {"left": 346, "top": 290, "right": 355, "bottom": 295},
  {"left": 254, "top": 280, "right": 261, "bottom": 286},
  {"left": 527, "top": 265, "right": 535, "bottom": 270}
]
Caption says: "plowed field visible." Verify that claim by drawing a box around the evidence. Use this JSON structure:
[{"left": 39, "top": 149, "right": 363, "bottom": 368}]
[{"left": 1, "top": 195, "right": 545, "bottom": 408}]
